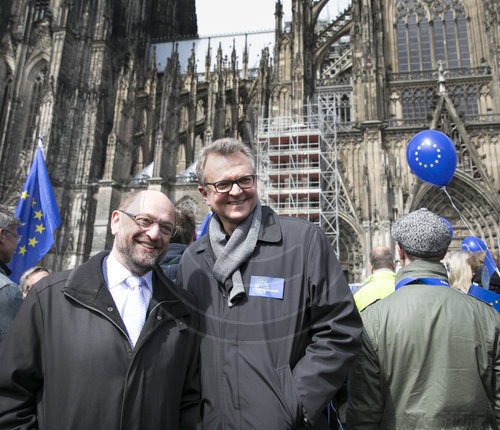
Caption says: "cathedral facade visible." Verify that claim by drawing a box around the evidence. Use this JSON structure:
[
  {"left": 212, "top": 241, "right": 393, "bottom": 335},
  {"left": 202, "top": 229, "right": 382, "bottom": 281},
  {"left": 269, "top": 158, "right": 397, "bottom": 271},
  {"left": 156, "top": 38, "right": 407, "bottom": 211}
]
[{"left": 0, "top": 0, "right": 499, "bottom": 281}]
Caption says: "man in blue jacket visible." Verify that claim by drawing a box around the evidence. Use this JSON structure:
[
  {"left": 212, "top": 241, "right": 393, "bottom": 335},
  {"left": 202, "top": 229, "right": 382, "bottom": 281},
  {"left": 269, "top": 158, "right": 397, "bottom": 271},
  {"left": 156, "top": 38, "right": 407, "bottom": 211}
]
[{"left": 178, "top": 138, "right": 362, "bottom": 429}]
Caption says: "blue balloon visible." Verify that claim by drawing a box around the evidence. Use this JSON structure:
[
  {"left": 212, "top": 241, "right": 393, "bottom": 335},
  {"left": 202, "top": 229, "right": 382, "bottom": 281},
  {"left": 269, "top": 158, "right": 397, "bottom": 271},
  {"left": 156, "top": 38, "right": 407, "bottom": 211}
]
[
  {"left": 461, "top": 236, "right": 487, "bottom": 253},
  {"left": 441, "top": 217, "right": 453, "bottom": 240},
  {"left": 406, "top": 130, "right": 457, "bottom": 186}
]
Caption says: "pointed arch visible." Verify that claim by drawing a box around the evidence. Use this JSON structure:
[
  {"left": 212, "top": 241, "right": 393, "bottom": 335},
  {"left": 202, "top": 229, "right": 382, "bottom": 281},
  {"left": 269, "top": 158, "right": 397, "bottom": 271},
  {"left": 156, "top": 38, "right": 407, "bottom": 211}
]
[
  {"left": 175, "top": 196, "right": 198, "bottom": 216},
  {"left": 20, "top": 57, "right": 49, "bottom": 150},
  {"left": 338, "top": 213, "right": 365, "bottom": 283},
  {"left": 410, "top": 174, "right": 499, "bottom": 251},
  {"left": 0, "top": 57, "right": 15, "bottom": 144}
]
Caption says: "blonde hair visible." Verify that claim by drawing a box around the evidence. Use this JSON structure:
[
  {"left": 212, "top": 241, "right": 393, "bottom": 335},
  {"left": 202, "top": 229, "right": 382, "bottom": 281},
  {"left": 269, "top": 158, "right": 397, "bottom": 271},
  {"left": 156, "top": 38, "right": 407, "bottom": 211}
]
[{"left": 444, "top": 251, "right": 473, "bottom": 293}]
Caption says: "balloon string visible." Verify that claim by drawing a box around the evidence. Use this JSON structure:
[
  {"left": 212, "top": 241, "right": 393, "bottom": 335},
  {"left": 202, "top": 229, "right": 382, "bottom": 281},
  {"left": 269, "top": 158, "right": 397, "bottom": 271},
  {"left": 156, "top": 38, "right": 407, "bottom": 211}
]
[
  {"left": 442, "top": 186, "right": 500, "bottom": 278},
  {"left": 440, "top": 186, "right": 474, "bottom": 235}
]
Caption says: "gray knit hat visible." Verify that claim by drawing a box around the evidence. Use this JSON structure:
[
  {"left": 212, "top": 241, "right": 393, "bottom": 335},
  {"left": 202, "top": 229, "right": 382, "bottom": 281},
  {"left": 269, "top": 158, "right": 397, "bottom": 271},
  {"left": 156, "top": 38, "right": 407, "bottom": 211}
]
[{"left": 391, "top": 208, "right": 451, "bottom": 258}]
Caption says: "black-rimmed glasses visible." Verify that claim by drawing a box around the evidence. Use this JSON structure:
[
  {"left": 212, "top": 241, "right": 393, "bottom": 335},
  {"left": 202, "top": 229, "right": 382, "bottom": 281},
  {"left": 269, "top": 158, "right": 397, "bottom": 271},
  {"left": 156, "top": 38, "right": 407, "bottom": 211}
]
[
  {"left": 119, "top": 211, "right": 177, "bottom": 238},
  {"left": 203, "top": 174, "right": 256, "bottom": 194}
]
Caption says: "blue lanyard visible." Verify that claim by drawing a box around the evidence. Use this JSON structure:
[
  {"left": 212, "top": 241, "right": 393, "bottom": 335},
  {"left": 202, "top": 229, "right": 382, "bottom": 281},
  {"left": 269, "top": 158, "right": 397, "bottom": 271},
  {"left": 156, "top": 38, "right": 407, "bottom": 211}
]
[{"left": 395, "top": 277, "right": 450, "bottom": 290}]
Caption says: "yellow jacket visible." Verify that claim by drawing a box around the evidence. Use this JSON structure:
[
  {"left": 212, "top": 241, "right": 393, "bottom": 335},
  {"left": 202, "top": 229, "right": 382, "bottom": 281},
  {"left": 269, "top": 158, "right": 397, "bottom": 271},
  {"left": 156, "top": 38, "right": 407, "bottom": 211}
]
[{"left": 353, "top": 269, "right": 395, "bottom": 311}]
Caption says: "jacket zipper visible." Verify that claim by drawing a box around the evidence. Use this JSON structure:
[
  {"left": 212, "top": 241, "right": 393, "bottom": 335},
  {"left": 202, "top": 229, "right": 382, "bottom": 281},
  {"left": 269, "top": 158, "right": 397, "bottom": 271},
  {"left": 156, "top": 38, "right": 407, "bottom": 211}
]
[
  {"left": 65, "top": 292, "right": 174, "bottom": 350},
  {"left": 64, "top": 291, "right": 130, "bottom": 341}
]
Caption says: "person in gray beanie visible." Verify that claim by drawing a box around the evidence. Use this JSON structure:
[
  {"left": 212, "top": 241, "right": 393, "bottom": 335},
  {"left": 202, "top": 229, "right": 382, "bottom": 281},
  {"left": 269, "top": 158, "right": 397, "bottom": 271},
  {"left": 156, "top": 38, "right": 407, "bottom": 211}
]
[
  {"left": 347, "top": 208, "right": 500, "bottom": 429},
  {"left": 391, "top": 208, "right": 451, "bottom": 260}
]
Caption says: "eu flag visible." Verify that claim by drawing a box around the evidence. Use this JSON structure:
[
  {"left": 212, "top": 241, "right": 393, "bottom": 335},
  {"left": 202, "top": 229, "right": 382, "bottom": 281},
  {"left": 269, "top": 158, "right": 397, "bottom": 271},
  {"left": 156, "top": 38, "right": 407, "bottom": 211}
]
[
  {"left": 196, "top": 211, "right": 212, "bottom": 239},
  {"left": 7, "top": 144, "right": 60, "bottom": 283}
]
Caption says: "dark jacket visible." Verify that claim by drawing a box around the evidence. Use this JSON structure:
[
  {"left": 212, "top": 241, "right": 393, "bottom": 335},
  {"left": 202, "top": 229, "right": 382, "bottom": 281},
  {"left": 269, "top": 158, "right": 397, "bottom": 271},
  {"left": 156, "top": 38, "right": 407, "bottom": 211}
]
[
  {"left": 177, "top": 206, "right": 362, "bottom": 430},
  {"left": 159, "top": 242, "right": 188, "bottom": 283},
  {"left": 0, "top": 261, "right": 22, "bottom": 343},
  {"left": 0, "top": 251, "right": 201, "bottom": 430},
  {"left": 347, "top": 260, "right": 500, "bottom": 429}
]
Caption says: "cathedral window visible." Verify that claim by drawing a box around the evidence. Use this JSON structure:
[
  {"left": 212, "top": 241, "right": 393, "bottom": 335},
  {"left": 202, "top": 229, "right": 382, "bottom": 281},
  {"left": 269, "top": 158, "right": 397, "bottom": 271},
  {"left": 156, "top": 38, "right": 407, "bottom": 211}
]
[
  {"left": 337, "top": 94, "right": 351, "bottom": 124},
  {"left": 449, "top": 84, "right": 479, "bottom": 118},
  {"left": 394, "top": 0, "right": 477, "bottom": 123},
  {"left": 401, "top": 87, "right": 436, "bottom": 123},
  {"left": 23, "top": 69, "right": 46, "bottom": 149},
  {"left": 396, "top": 0, "right": 471, "bottom": 72},
  {"left": 34, "top": 0, "right": 49, "bottom": 22}
]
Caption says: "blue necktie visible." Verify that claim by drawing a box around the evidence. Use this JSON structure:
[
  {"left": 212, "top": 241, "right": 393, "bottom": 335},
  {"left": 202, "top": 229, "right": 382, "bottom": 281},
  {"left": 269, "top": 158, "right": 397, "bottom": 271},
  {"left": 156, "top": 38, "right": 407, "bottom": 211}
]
[{"left": 123, "top": 276, "right": 148, "bottom": 348}]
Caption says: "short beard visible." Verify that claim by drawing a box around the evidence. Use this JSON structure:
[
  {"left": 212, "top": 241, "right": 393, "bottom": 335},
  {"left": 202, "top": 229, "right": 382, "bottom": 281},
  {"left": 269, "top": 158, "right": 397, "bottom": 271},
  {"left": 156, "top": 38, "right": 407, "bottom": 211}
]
[{"left": 116, "top": 240, "right": 159, "bottom": 274}]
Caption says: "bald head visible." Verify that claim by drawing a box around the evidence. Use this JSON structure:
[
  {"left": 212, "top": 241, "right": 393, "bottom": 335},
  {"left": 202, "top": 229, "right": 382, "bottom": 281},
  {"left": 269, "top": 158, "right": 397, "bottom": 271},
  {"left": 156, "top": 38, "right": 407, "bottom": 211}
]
[{"left": 370, "top": 246, "right": 395, "bottom": 272}]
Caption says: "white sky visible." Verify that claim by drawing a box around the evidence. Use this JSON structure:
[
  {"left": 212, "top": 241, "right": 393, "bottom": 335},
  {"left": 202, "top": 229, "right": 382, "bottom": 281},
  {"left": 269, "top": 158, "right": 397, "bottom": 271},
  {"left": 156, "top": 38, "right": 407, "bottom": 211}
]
[{"left": 196, "top": 0, "right": 351, "bottom": 36}]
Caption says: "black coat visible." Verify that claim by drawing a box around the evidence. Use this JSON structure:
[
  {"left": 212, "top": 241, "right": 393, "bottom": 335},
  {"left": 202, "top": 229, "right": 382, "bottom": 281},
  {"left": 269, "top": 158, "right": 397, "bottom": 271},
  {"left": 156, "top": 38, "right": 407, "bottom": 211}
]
[
  {"left": 0, "top": 251, "right": 201, "bottom": 429},
  {"left": 178, "top": 206, "right": 362, "bottom": 429}
]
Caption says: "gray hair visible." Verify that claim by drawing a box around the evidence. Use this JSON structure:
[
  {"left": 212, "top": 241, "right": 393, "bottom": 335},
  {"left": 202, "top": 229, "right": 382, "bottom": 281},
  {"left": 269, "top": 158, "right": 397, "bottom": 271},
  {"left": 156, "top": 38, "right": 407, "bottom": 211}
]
[
  {"left": 195, "top": 138, "right": 255, "bottom": 184},
  {"left": 19, "top": 266, "right": 51, "bottom": 294},
  {"left": 0, "top": 204, "right": 21, "bottom": 230}
]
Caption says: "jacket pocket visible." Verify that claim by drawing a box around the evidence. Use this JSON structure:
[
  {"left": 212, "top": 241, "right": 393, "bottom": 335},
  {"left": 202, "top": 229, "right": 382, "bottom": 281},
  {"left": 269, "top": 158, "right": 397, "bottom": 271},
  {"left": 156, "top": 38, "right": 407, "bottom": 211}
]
[{"left": 276, "top": 364, "right": 302, "bottom": 426}]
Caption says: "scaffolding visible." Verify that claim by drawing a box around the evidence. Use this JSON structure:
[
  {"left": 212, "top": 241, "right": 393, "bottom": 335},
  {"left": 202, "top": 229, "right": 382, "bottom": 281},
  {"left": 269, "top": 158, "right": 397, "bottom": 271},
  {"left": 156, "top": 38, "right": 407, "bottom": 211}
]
[{"left": 257, "top": 97, "right": 340, "bottom": 256}]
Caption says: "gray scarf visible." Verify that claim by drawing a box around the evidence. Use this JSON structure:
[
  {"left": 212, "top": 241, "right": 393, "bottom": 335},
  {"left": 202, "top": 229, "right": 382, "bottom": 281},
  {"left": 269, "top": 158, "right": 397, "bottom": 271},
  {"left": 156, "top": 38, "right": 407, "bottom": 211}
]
[{"left": 209, "top": 201, "right": 262, "bottom": 307}]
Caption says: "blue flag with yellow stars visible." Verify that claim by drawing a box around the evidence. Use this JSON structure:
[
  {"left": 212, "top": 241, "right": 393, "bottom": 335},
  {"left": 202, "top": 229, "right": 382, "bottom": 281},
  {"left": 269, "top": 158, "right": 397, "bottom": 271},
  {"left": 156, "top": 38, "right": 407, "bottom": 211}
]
[
  {"left": 8, "top": 144, "right": 60, "bottom": 283},
  {"left": 482, "top": 249, "right": 500, "bottom": 291}
]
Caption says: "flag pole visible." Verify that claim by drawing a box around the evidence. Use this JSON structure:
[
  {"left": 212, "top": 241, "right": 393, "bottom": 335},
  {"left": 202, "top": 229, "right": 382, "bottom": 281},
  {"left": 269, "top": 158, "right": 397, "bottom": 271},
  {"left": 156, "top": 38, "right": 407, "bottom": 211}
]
[{"left": 38, "top": 134, "right": 44, "bottom": 155}]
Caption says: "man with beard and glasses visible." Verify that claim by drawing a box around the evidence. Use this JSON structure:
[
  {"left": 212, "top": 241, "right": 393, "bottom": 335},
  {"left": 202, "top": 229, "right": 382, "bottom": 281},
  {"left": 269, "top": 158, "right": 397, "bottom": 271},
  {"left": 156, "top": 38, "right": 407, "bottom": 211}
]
[
  {"left": 177, "top": 138, "right": 362, "bottom": 429},
  {"left": 0, "top": 190, "right": 201, "bottom": 429}
]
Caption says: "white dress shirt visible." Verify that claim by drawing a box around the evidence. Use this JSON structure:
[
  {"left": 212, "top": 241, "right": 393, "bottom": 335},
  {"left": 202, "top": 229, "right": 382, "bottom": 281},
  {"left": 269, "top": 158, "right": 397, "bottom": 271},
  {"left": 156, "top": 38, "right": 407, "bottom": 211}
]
[{"left": 104, "top": 254, "right": 153, "bottom": 321}]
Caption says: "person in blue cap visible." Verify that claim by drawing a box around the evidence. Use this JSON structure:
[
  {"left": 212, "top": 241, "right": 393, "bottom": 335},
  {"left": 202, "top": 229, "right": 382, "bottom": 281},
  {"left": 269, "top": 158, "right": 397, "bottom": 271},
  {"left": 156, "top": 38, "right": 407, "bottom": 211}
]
[{"left": 347, "top": 208, "right": 500, "bottom": 429}]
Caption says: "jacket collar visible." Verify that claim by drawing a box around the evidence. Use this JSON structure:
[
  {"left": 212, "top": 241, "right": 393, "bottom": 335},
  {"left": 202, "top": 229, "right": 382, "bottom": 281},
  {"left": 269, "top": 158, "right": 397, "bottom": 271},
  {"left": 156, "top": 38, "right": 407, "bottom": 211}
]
[
  {"left": 195, "top": 205, "right": 282, "bottom": 253},
  {"left": 395, "top": 259, "right": 448, "bottom": 286},
  {"left": 0, "top": 261, "right": 12, "bottom": 276},
  {"left": 64, "top": 250, "right": 187, "bottom": 317}
]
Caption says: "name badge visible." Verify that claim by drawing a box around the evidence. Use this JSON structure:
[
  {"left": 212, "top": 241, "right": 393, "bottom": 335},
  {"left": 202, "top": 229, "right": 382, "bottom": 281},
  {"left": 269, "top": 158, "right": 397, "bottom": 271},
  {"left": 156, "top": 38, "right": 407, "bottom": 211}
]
[{"left": 249, "top": 276, "right": 284, "bottom": 299}]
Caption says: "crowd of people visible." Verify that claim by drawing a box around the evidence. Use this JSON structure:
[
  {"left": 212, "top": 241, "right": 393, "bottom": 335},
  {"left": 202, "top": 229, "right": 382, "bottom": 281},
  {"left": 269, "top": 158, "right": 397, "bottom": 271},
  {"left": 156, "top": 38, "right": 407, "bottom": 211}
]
[{"left": 0, "top": 138, "right": 498, "bottom": 429}]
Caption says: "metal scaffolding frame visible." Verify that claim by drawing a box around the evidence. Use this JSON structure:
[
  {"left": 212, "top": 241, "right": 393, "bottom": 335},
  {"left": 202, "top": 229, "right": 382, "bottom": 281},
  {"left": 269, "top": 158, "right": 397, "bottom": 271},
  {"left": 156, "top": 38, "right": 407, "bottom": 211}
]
[{"left": 257, "top": 96, "right": 340, "bottom": 256}]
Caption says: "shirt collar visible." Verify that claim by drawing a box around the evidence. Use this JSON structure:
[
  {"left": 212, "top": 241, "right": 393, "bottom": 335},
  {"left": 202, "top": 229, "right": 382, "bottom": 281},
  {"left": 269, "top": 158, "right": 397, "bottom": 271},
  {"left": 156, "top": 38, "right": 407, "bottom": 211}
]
[{"left": 106, "top": 253, "right": 153, "bottom": 292}]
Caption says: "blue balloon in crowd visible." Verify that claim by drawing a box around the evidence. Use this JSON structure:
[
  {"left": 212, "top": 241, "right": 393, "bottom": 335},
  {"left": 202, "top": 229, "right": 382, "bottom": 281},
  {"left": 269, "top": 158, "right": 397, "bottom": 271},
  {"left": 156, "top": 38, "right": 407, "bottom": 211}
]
[
  {"left": 406, "top": 130, "right": 457, "bottom": 187},
  {"left": 461, "top": 236, "right": 487, "bottom": 253},
  {"left": 441, "top": 217, "right": 453, "bottom": 240}
]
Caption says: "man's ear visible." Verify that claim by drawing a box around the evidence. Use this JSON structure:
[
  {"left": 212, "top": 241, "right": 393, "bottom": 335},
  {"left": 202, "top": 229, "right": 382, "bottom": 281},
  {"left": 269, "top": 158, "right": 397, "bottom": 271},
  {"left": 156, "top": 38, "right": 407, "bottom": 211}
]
[
  {"left": 198, "top": 185, "right": 210, "bottom": 206},
  {"left": 396, "top": 243, "right": 405, "bottom": 260},
  {"left": 110, "top": 210, "right": 120, "bottom": 236}
]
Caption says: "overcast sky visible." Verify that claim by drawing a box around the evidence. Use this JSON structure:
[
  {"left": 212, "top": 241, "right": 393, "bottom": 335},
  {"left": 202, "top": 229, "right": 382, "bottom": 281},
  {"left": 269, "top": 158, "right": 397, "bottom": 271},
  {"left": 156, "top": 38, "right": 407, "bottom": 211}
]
[{"left": 195, "top": 0, "right": 351, "bottom": 36}]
